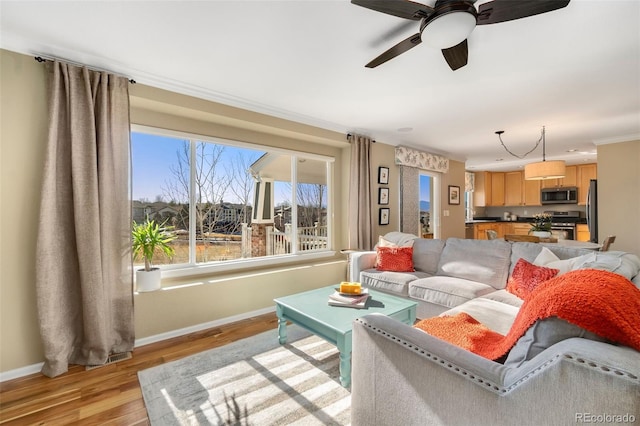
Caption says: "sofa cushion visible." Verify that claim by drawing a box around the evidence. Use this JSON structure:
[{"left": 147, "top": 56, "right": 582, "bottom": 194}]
[
  {"left": 509, "top": 242, "right": 545, "bottom": 275},
  {"left": 361, "top": 269, "right": 431, "bottom": 296},
  {"left": 506, "top": 258, "right": 559, "bottom": 299},
  {"left": 580, "top": 251, "right": 640, "bottom": 281},
  {"left": 479, "top": 289, "right": 524, "bottom": 308},
  {"left": 376, "top": 246, "right": 415, "bottom": 272},
  {"left": 443, "top": 297, "right": 520, "bottom": 335},
  {"left": 534, "top": 250, "right": 596, "bottom": 275},
  {"left": 408, "top": 276, "right": 496, "bottom": 311},
  {"left": 504, "top": 317, "right": 609, "bottom": 368},
  {"left": 412, "top": 238, "right": 446, "bottom": 275},
  {"left": 437, "top": 238, "right": 512, "bottom": 289},
  {"left": 509, "top": 244, "right": 592, "bottom": 275}
]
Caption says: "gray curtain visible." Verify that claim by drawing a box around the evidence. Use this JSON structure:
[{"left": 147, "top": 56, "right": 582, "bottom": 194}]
[
  {"left": 35, "top": 61, "right": 133, "bottom": 377},
  {"left": 348, "top": 134, "right": 373, "bottom": 250}
]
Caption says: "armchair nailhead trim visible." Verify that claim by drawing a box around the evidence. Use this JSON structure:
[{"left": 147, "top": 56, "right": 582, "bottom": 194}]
[
  {"left": 356, "top": 318, "right": 640, "bottom": 396},
  {"left": 356, "top": 319, "right": 509, "bottom": 395},
  {"left": 564, "top": 354, "right": 639, "bottom": 381}
]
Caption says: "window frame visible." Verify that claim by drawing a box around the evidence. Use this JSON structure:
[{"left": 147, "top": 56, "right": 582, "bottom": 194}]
[{"left": 131, "top": 125, "right": 336, "bottom": 280}]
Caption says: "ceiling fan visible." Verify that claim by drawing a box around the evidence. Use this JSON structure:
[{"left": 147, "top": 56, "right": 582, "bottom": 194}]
[{"left": 352, "top": 0, "right": 570, "bottom": 70}]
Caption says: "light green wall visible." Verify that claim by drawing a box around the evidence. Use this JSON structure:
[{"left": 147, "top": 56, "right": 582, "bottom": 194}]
[
  {"left": 0, "top": 49, "right": 348, "bottom": 374},
  {"left": 1, "top": 49, "right": 48, "bottom": 372},
  {"left": 597, "top": 140, "right": 640, "bottom": 256}
]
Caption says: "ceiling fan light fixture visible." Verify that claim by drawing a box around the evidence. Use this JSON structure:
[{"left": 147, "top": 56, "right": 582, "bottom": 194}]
[
  {"left": 422, "top": 7, "right": 477, "bottom": 49},
  {"left": 524, "top": 160, "right": 566, "bottom": 180}
]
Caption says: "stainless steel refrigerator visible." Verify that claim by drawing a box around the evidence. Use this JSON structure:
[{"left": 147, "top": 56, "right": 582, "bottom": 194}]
[{"left": 586, "top": 179, "right": 598, "bottom": 243}]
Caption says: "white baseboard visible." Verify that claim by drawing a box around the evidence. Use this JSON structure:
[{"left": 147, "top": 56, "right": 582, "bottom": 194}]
[
  {"left": 0, "top": 306, "right": 276, "bottom": 383},
  {"left": 0, "top": 362, "right": 45, "bottom": 383},
  {"left": 134, "top": 306, "right": 276, "bottom": 347}
]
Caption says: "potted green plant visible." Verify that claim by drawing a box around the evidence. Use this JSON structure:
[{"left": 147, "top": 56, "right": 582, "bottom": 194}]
[
  {"left": 529, "top": 213, "right": 553, "bottom": 238},
  {"left": 132, "top": 219, "right": 176, "bottom": 292}
]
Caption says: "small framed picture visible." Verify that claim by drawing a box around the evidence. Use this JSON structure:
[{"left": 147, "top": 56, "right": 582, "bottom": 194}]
[
  {"left": 379, "top": 208, "right": 390, "bottom": 225},
  {"left": 378, "top": 166, "right": 389, "bottom": 184},
  {"left": 378, "top": 187, "right": 389, "bottom": 205},
  {"left": 448, "top": 185, "right": 461, "bottom": 205}
]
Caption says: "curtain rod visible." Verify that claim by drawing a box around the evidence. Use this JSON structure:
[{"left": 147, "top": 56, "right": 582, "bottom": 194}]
[
  {"left": 346, "top": 133, "right": 375, "bottom": 143},
  {"left": 34, "top": 56, "right": 136, "bottom": 84}
]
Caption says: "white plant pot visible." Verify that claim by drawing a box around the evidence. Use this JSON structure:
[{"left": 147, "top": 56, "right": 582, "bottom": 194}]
[
  {"left": 532, "top": 231, "right": 552, "bottom": 238},
  {"left": 136, "top": 268, "right": 162, "bottom": 292}
]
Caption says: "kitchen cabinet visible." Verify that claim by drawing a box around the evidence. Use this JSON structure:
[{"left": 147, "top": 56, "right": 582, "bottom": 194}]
[
  {"left": 539, "top": 165, "right": 577, "bottom": 189},
  {"left": 577, "top": 163, "right": 597, "bottom": 205},
  {"left": 576, "top": 224, "right": 590, "bottom": 242},
  {"left": 473, "top": 222, "right": 499, "bottom": 240},
  {"left": 490, "top": 172, "right": 505, "bottom": 206},
  {"left": 473, "top": 222, "right": 510, "bottom": 239},
  {"left": 473, "top": 171, "right": 491, "bottom": 207},
  {"left": 504, "top": 171, "right": 523, "bottom": 206},
  {"left": 510, "top": 223, "right": 532, "bottom": 236},
  {"left": 523, "top": 179, "right": 541, "bottom": 206}
]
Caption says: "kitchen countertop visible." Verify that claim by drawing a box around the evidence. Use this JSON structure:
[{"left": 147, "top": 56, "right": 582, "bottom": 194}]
[{"left": 466, "top": 217, "right": 587, "bottom": 225}]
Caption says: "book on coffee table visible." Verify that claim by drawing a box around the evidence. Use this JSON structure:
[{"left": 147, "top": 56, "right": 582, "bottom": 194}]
[{"left": 328, "top": 289, "right": 369, "bottom": 309}]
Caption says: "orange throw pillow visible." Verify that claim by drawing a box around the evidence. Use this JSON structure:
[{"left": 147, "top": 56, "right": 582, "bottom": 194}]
[
  {"left": 376, "top": 246, "right": 415, "bottom": 272},
  {"left": 507, "top": 258, "right": 559, "bottom": 299}
]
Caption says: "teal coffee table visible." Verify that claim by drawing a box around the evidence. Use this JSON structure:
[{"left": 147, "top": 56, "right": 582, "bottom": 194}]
[{"left": 274, "top": 285, "right": 417, "bottom": 387}]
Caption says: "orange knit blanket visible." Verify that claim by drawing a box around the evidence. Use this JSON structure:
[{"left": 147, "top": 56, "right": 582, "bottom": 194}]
[{"left": 414, "top": 269, "right": 640, "bottom": 360}]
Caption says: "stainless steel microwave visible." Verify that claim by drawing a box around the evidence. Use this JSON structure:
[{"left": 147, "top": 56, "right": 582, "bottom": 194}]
[{"left": 541, "top": 186, "right": 578, "bottom": 204}]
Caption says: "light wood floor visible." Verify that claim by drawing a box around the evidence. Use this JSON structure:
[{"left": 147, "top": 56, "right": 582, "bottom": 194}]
[{"left": 0, "top": 312, "right": 279, "bottom": 425}]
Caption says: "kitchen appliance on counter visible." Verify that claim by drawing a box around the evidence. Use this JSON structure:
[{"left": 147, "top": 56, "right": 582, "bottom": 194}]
[
  {"left": 544, "top": 210, "right": 583, "bottom": 240},
  {"left": 541, "top": 186, "right": 578, "bottom": 204},
  {"left": 587, "top": 179, "right": 598, "bottom": 243}
]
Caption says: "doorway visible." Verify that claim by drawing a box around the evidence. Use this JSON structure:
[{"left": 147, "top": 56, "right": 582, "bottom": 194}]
[{"left": 419, "top": 172, "right": 440, "bottom": 239}]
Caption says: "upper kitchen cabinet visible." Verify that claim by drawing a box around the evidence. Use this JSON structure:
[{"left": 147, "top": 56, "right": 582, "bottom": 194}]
[
  {"left": 504, "top": 171, "right": 523, "bottom": 206},
  {"left": 470, "top": 163, "right": 596, "bottom": 207},
  {"left": 577, "top": 163, "right": 597, "bottom": 205},
  {"left": 473, "top": 171, "right": 491, "bottom": 207},
  {"left": 490, "top": 172, "right": 505, "bottom": 206},
  {"left": 540, "top": 165, "right": 577, "bottom": 188},
  {"left": 523, "top": 178, "right": 541, "bottom": 206}
]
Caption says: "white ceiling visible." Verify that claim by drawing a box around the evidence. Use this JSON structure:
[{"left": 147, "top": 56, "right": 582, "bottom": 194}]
[{"left": 2, "top": 0, "right": 639, "bottom": 171}]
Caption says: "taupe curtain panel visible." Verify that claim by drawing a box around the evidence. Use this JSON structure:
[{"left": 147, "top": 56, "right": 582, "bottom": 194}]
[
  {"left": 400, "top": 166, "right": 420, "bottom": 235},
  {"left": 36, "top": 61, "right": 134, "bottom": 377},
  {"left": 348, "top": 134, "right": 374, "bottom": 250}
]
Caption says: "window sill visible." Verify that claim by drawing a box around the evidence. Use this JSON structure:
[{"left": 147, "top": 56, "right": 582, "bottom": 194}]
[{"left": 156, "top": 250, "right": 338, "bottom": 280}]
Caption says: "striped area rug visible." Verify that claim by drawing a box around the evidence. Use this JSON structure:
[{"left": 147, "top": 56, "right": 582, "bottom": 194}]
[{"left": 138, "top": 326, "right": 351, "bottom": 425}]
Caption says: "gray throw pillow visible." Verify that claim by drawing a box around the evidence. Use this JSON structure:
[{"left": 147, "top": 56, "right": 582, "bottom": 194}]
[{"left": 504, "top": 317, "right": 608, "bottom": 368}]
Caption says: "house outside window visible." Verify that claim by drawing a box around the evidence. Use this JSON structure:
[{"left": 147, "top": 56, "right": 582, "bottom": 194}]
[{"left": 131, "top": 127, "right": 334, "bottom": 277}]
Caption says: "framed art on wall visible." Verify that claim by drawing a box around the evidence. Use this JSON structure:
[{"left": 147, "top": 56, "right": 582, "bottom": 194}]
[
  {"left": 378, "top": 187, "right": 389, "bottom": 205},
  {"left": 378, "top": 167, "right": 389, "bottom": 184},
  {"left": 448, "top": 185, "right": 461, "bottom": 205},
  {"left": 379, "top": 208, "right": 390, "bottom": 225}
]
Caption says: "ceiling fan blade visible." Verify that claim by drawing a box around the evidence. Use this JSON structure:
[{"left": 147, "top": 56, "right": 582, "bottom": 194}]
[
  {"left": 477, "top": 0, "right": 570, "bottom": 25},
  {"left": 442, "top": 39, "right": 468, "bottom": 71},
  {"left": 369, "top": 20, "right": 416, "bottom": 48},
  {"left": 366, "top": 33, "right": 422, "bottom": 68},
  {"left": 351, "top": 0, "right": 433, "bottom": 20}
]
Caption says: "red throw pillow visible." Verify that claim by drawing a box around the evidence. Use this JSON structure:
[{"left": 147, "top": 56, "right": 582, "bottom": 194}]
[
  {"left": 507, "top": 258, "right": 559, "bottom": 299},
  {"left": 376, "top": 246, "right": 415, "bottom": 272}
]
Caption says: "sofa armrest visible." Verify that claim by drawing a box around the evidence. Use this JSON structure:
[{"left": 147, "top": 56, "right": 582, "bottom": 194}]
[
  {"left": 348, "top": 251, "right": 376, "bottom": 282},
  {"left": 351, "top": 314, "right": 640, "bottom": 426}
]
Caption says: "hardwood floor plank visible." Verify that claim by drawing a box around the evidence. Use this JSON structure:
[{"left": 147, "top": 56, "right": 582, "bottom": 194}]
[{"left": 0, "top": 313, "right": 278, "bottom": 425}]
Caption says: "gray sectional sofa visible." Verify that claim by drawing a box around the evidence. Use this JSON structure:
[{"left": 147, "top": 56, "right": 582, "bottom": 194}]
[{"left": 349, "top": 234, "right": 640, "bottom": 426}]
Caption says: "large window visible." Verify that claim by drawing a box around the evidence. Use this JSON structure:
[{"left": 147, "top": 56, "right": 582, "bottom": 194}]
[{"left": 131, "top": 127, "right": 333, "bottom": 275}]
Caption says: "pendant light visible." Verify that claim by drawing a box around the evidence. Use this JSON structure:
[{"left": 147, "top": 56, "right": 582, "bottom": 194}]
[{"left": 523, "top": 127, "right": 566, "bottom": 180}]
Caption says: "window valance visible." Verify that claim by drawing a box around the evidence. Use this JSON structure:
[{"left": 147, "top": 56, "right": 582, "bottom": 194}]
[{"left": 395, "top": 146, "right": 449, "bottom": 173}]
